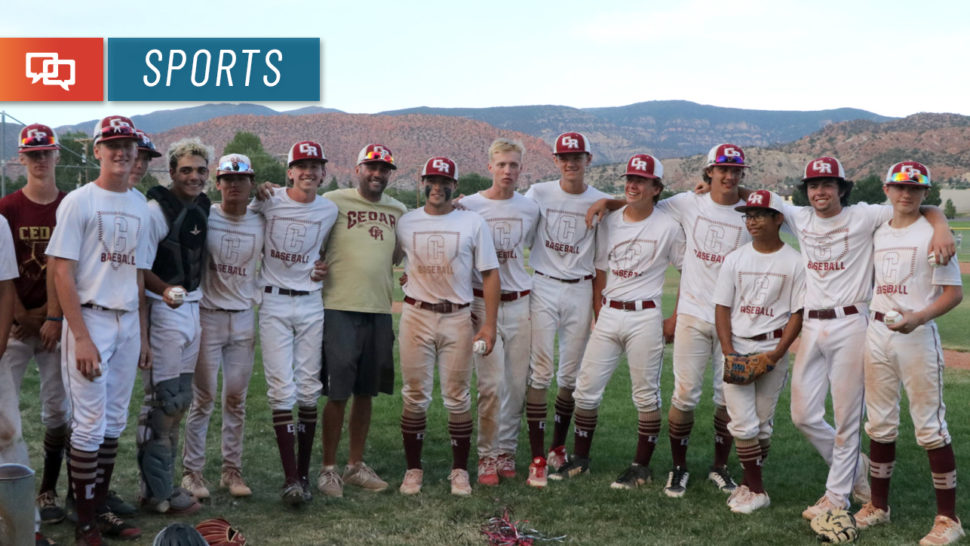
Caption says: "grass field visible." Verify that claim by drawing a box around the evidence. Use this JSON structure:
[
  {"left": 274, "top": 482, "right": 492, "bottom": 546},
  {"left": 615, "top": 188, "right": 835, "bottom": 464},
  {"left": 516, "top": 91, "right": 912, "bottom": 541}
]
[{"left": 15, "top": 270, "right": 970, "bottom": 545}]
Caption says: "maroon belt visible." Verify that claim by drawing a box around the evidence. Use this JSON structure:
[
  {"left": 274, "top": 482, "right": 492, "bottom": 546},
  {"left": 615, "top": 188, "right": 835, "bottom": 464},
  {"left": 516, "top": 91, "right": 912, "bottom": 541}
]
[
  {"left": 744, "top": 328, "right": 784, "bottom": 341},
  {"left": 601, "top": 297, "right": 656, "bottom": 311},
  {"left": 873, "top": 312, "right": 886, "bottom": 323},
  {"left": 535, "top": 270, "right": 594, "bottom": 284},
  {"left": 473, "top": 288, "right": 531, "bottom": 302},
  {"left": 404, "top": 296, "right": 470, "bottom": 314},
  {"left": 265, "top": 286, "right": 311, "bottom": 297},
  {"left": 807, "top": 305, "right": 859, "bottom": 320}
]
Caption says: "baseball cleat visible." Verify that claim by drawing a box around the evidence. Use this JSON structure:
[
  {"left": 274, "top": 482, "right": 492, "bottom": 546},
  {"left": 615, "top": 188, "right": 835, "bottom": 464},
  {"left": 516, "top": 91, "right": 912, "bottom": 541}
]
[
  {"left": 399, "top": 468, "right": 423, "bottom": 495},
  {"left": 180, "top": 470, "right": 210, "bottom": 500},
  {"left": 449, "top": 468, "right": 472, "bottom": 496},
  {"left": 527, "top": 457, "right": 548, "bottom": 488},
  {"left": 548, "top": 455, "right": 590, "bottom": 481},
  {"left": 220, "top": 467, "right": 253, "bottom": 497},
  {"left": 36, "top": 490, "right": 66, "bottom": 524},
  {"left": 664, "top": 466, "right": 690, "bottom": 498},
  {"left": 727, "top": 484, "right": 750, "bottom": 508},
  {"left": 281, "top": 482, "right": 305, "bottom": 507},
  {"left": 852, "top": 453, "right": 872, "bottom": 504},
  {"left": 730, "top": 490, "right": 770, "bottom": 514},
  {"left": 300, "top": 477, "right": 313, "bottom": 503},
  {"left": 707, "top": 465, "right": 737, "bottom": 493},
  {"left": 920, "top": 515, "right": 965, "bottom": 545},
  {"left": 802, "top": 494, "right": 849, "bottom": 520},
  {"left": 74, "top": 522, "right": 105, "bottom": 546},
  {"left": 317, "top": 468, "right": 344, "bottom": 498},
  {"left": 96, "top": 510, "right": 142, "bottom": 540},
  {"left": 343, "top": 462, "right": 388, "bottom": 492},
  {"left": 478, "top": 457, "right": 499, "bottom": 486},
  {"left": 104, "top": 490, "right": 137, "bottom": 517},
  {"left": 496, "top": 453, "right": 517, "bottom": 479},
  {"left": 854, "top": 502, "right": 891, "bottom": 529},
  {"left": 546, "top": 446, "right": 567, "bottom": 471},
  {"left": 610, "top": 463, "right": 651, "bottom": 490}
]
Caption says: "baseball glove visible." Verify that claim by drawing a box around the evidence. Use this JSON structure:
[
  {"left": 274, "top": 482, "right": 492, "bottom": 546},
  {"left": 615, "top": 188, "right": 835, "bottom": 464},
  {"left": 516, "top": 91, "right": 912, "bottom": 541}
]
[
  {"left": 723, "top": 352, "right": 775, "bottom": 385},
  {"left": 810, "top": 509, "right": 859, "bottom": 543},
  {"left": 196, "top": 518, "right": 247, "bottom": 546}
]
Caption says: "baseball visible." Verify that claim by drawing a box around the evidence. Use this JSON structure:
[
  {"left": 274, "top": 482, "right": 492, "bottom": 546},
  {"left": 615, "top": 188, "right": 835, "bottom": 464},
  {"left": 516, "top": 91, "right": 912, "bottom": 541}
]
[
  {"left": 473, "top": 340, "right": 487, "bottom": 355},
  {"left": 927, "top": 252, "right": 939, "bottom": 267},
  {"left": 884, "top": 310, "right": 902, "bottom": 325},
  {"left": 169, "top": 286, "right": 186, "bottom": 304}
]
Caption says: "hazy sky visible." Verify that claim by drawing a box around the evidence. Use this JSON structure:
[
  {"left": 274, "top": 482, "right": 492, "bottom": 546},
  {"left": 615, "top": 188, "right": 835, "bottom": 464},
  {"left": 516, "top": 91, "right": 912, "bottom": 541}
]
[{"left": 1, "top": 0, "right": 967, "bottom": 128}]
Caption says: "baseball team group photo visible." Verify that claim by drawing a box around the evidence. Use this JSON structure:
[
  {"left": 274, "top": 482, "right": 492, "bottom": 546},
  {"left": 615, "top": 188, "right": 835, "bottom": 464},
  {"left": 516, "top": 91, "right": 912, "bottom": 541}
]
[{"left": 1, "top": 115, "right": 969, "bottom": 546}]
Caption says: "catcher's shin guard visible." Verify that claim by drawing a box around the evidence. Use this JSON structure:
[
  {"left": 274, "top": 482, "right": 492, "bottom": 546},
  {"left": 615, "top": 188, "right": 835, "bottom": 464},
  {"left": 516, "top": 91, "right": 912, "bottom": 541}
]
[{"left": 137, "top": 377, "right": 181, "bottom": 503}]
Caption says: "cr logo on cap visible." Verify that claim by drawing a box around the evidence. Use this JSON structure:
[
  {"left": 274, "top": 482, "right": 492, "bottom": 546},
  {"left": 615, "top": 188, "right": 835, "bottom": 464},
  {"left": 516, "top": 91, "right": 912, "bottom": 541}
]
[
  {"left": 26, "top": 127, "right": 49, "bottom": 141},
  {"left": 749, "top": 193, "right": 764, "bottom": 205},
  {"left": 812, "top": 160, "right": 832, "bottom": 174},
  {"left": 299, "top": 142, "right": 319, "bottom": 157},
  {"left": 109, "top": 117, "right": 132, "bottom": 131},
  {"left": 561, "top": 136, "right": 579, "bottom": 149},
  {"left": 432, "top": 158, "right": 450, "bottom": 173},
  {"left": 631, "top": 157, "right": 648, "bottom": 171},
  {"left": 721, "top": 146, "right": 741, "bottom": 157}
]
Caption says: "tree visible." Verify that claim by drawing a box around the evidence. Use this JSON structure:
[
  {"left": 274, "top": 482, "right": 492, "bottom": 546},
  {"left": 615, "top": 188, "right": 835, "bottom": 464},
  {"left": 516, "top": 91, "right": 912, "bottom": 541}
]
[
  {"left": 848, "top": 174, "right": 885, "bottom": 205},
  {"left": 944, "top": 198, "right": 957, "bottom": 219},
  {"left": 925, "top": 183, "right": 942, "bottom": 206},
  {"left": 792, "top": 186, "right": 809, "bottom": 206},
  {"left": 54, "top": 131, "right": 97, "bottom": 192},
  {"left": 324, "top": 176, "right": 339, "bottom": 192},
  {"left": 457, "top": 173, "right": 491, "bottom": 197},
  {"left": 385, "top": 187, "right": 421, "bottom": 210},
  {"left": 223, "top": 131, "right": 287, "bottom": 186}
]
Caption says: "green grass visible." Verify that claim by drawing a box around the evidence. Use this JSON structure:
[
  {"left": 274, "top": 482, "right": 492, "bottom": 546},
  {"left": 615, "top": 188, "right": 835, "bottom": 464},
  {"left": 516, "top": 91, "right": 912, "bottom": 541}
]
[{"left": 14, "top": 269, "right": 970, "bottom": 545}]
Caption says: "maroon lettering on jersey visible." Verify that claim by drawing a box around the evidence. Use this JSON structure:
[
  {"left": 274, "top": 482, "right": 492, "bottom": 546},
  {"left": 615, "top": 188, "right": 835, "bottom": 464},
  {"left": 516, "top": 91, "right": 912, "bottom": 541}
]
[
  {"left": 347, "top": 209, "right": 397, "bottom": 230},
  {"left": 0, "top": 189, "right": 66, "bottom": 309},
  {"left": 739, "top": 305, "right": 775, "bottom": 317},
  {"left": 875, "top": 284, "right": 909, "bottom": 295}
]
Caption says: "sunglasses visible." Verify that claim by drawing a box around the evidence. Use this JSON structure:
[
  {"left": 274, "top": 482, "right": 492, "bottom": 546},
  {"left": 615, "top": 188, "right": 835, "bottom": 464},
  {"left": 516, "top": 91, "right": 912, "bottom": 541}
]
[
  {"left": 219, "top": 159, "right": 252, "bottom": 173},
  {"left": 363, "top": 150, "right": 394, "bottom": 164},
  {"left": 715, "top": 155, "right": 745, "bottom": 165},
  {"left": 888, "top": 171, "right": 930, "bottom": 185}
]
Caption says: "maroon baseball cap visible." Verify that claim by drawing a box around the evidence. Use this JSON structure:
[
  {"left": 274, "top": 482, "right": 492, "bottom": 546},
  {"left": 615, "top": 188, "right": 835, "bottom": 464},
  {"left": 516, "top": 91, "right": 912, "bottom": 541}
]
[
  {"left": 287, "top": 141, "right": 327, "bottom": 166},
  {"left": 624, "top": 153, "right": 663, "bottom": 180},
  {"left": 93, "top": 115, "right": 138, "bottom": 145},
  {"left": 134, "top": 130, "right": 162, "bottom": 159},
  {"left": 421, "top": 157, "right": 458, "bottom": 181},
  {"left": 735, "top": 190, "right": 785, "bottom": 215},
  {"left": 554, "top": 132, "right": 591, "bottom": 155},
  {"left": 706, "top": 143, "right": 748, "bottom": 168},
  {"left": 885, "top": 161, "right": 931, "bottom": 187},
  {"left": 357, "top": 144, "right": 396, "bottom": 169},
  {"left": 18, "top": 123, "right": 59, "bottom": 152},
  {"left": 803, "top": 156, "right": 845, "bottom": 181}
]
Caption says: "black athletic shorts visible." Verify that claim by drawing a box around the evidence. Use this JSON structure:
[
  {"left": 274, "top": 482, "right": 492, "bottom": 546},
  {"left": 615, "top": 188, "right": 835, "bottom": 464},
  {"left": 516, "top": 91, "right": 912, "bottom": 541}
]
[{"left": 321, "top": 309, "right": 395, "bottom": 400}]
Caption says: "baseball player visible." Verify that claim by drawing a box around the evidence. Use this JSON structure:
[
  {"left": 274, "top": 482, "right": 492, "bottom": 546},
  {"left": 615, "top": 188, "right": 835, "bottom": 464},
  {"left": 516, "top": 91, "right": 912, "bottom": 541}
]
[
  {"left": 0, "top": 123, "right": 70, "bottom": 528},
  {"left": 128, "top": 129, "right": 163, "bottom": 192},
  {"left": 779, "top": 156, "right": 955, "bottom": 519},
  {"left": 523, "top": 132, "right": 609, "bottom": 487},
  {"left": 397, "top": 156, "right": 499, "bottom": 496},
  {"left": 713, "top": 190, "right": 805, "bottom": 514},
  {"left": 548, "top": 154, "right": 684, "bottom": 490},
  {"left": 137, "top": 137, "right": 211, "bottom": 516},
  {"left": 459, "top": 138, "right": 539, "bottom": 486},
  {"left": 316, "top": 144, "right": 406, "bottom": 497},
  {"left": 46, "top": 115, "right": 151, "bottom": 544},
  {"left": 181, "top": 153, "right": 264, "bottom": 498},
  {"left": 853, "top": 162, "right": 964, "bottom": 545},
  {"left": 251, "top": 140, "right": 337, "bottom": 505}
]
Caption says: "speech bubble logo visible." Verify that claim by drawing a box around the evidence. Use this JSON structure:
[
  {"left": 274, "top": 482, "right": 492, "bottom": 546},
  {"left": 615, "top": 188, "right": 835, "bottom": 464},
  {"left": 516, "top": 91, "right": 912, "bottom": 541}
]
[{"left": 25, "top": 52, "right": 76, "bottom": 91}]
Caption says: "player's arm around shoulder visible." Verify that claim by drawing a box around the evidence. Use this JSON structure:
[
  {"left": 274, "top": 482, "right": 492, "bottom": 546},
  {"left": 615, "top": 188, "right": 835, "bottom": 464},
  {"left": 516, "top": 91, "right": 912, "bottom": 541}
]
[{"left": 919, "top": 205, "right": 956, "bottom": 265}]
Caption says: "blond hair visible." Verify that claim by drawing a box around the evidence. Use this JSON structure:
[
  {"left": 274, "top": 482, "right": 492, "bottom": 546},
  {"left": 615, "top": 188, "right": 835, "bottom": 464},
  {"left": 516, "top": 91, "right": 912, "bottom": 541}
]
[
  {"left": 167, "top": 137, "right": 213, "bottom": 171},
  {"left": 488, "top": 138, "right": 525, "bottom": 162}
]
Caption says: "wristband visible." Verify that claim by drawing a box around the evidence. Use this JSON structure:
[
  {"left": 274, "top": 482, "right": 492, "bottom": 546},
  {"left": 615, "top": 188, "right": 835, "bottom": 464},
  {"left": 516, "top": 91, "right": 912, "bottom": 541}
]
[{"left": 45, "top": 316, "right": 64, "bottom": 322}]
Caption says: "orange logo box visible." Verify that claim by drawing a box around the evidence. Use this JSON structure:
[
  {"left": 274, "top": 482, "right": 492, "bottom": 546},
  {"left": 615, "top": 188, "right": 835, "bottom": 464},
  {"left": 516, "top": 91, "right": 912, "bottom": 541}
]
[{"left": 0, "top": 38, "right": 103, "bottom": 101}]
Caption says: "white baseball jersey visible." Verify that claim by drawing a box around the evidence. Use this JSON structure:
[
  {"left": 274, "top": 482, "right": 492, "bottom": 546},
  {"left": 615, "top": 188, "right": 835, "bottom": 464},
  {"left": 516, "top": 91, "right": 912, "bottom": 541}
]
[
  {"left": 525, "top": 181, "right": 609, "bottom": 279},
  {"left": 46, "top": 183, "right": 151, "bottom": 312},
  {"left": 396, "top": 208, "right": 499, "bottom": 304},
  {"left": 145, "top": 200, "right": 203, "bottom": 303},
  {"left": 0, "top": 215, "right": 16, "bottom": 281},
  {"left": 712, "top": 243, "right": 806, "bottom": 337},
  {"left": 871, "top": 216, "right": 962, "bottom": 316},
  {"left": 779, "top": 201, "right": 892, "bottom": 309},
  {"left": 657, "top": 191, "right": 750, "bottom": 323},
  {"left": 594, "top": 206, "right": 684, "bottom": 301},
  {"left": 250, "top": 187, "right": 338, "bottom": 292},
  {"left": 461, "top": 192, "right": 539, "bottom": 292},
  {"left": 200, "top": 206, "right": 264, "bottom": 311}
]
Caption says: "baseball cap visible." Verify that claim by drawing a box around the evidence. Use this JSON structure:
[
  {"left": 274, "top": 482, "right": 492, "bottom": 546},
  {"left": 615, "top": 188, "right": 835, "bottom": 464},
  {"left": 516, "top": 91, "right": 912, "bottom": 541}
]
[
  {"left": 18, "top": 123, "right": 59, "bottom": 152},
  {"left": 135, "top": 130, "right": 163, "bottom": 159},
  {"left": 554, "top": 132, "right": 591, "bottom": 155},
  {"left": 93, "top": 115, "right": 138, "bottom": 145},
  {"left": 885, "top": 161, "right": 931, "bottom": 187},
  {"left": 735, "top": 190, "right": 785, "bottom": 215},
  {"left": 287, "top": 141, "right": 327, "bottom": 166},
  {"left": 216, "top": 153, "right": 255, "bottom": 177},
  {"left": 357, "top": 144, "right": 397, "bottom": 170},
  {"left": 802, "top": 156, "right": 845, "bottom": 181},
  {"left": 706, "top": 143, "right": 749, "bottom": 168},
  {"left": 421, "top": 157, "right": 458, "bottom": 181},
  {"left": 624, "top": 153, "right": 663, "bottom": 180}
]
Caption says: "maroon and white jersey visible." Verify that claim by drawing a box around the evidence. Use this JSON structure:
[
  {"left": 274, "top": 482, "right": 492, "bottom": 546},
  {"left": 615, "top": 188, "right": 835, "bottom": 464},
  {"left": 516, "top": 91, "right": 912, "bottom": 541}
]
[
  {"left": 871, "top": 216, "right": 962, "bottom": 320},
  {"left": 0, "top": 189, "right": 65, "bottom": 308},
  {"left": 712, "top": 243, "right": 806, "bottom": 338},
  {"left": 46, "top": 183, "right": 151, "bottom": 312},
  {"left": 656, "top": 191, "right": 750, "bottom": 323},
  {"left": 779, "top": 201, "right": 891, "bottom": 310},
  {"left": 525, "top": 180, "right": 609, "bottom": 279},
  {"left": 461, "top": 191, "right": 539, "bottom": 293},
  {"left": 594, "top": 206, "right": 684, "bottom": 302},
  {"left": 0, "top": 215, "right": 18, "bottom": 282},
  {"left": 396, "top": 208, "right": 499, "bottom": 304},
  {"left": 249, "top": 187, "right": 337, "bottom": 292},
  {"left": 201, "top": 206, "right": 264, "bottom": 311}
]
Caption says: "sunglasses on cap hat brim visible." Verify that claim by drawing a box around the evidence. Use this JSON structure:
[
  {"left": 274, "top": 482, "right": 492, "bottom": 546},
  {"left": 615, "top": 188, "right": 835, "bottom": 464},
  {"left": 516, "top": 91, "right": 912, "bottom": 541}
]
[
  {"left": 360, "top": 149, "right": 397, "bottom": 168},
  {"left": 711, "top": 155, "right": 748, "bottom": 167},
  {"left": 885, "top": 171, "right": 930, "bottom": 186}
]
